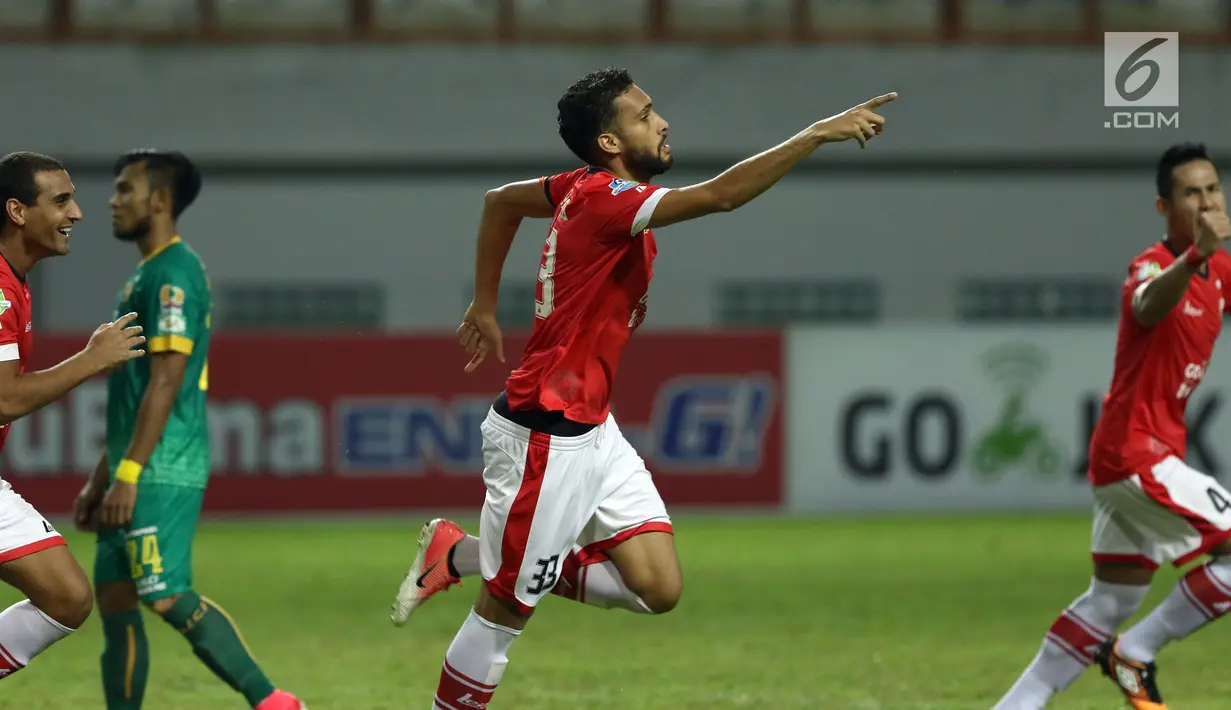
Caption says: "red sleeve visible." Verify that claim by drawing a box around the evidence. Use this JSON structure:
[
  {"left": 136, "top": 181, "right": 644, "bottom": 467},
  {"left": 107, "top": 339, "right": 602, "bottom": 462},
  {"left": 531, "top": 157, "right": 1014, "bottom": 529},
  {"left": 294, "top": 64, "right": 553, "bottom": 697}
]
[
  {"left": 588, "top": 177, "right": 672, "bottom": 244},
  {"left": 541, "top": 167, "right": 588, "bottom": 208},
  {"left": 0, "top": 277, "right": 22, "bottom": 362}
]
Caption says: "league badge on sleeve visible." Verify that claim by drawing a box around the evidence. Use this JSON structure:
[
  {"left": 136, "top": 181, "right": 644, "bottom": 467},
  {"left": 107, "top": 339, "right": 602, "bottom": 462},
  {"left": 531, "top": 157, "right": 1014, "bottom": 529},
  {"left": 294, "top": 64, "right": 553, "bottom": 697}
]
[
  {"left": 0, "top": 289, "right": 10, "bottom": 320},
  {"left": 609, "top": 178, "right": 639, "bottom": 195},
  {"left": 158, "top": 284, "right": 187, "bottom": 334},
  {"left": 1135, "top": 261, "right": 1162, "bottom": 283}
]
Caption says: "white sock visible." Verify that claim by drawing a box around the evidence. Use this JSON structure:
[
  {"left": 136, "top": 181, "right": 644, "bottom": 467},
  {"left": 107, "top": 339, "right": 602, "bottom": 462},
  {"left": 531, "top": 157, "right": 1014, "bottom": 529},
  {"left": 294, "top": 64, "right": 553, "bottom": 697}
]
[
  {"left": 449, "top": 536, "right": 481, "bottom": 578},
  {"left": 992, "top": 578, "right": 1148, "bottom": 710},
  {"left": 432, "top": 609, "right": 519, "bottom": 710},
  {"left": 564, "top": 559, "right": 653, "bottom": 614},
  {"left": 1118, "top": 556, "right": 1231, "bottom": 663},
  {"left": 0, "top": 600, "right": 74, "bottom": 678}
]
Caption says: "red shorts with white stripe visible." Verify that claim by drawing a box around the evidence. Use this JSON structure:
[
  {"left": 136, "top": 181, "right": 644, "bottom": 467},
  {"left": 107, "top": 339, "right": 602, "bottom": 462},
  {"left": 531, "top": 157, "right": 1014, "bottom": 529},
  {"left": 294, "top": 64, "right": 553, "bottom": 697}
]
[
  {"left": 1091, "top": 455, "right": 1231, "bottom": 570},
  {"left": 477, "top": 408, "right": 673, "bottom": 614},
  {"left": 0, "top": 480, "right": 66, "bottom": 566}
]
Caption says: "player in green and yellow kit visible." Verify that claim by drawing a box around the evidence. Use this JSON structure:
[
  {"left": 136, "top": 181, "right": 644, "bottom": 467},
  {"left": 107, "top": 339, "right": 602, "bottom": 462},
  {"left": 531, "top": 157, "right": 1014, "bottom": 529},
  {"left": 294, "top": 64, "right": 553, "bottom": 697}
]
[{"left": 71, "top": 150, "right": 306, "bottom": 710}]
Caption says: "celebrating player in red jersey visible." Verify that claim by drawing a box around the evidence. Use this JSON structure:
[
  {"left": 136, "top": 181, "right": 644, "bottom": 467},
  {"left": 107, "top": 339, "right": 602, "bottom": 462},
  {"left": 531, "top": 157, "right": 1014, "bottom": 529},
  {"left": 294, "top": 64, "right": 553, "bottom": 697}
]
[
  {"left": 994, "top": 143, "right": 1231, "bottom": 710},
  {"left": 389, "top": 68, "right": 896, "bottom": 709},
  {"left": 0, "top": 152, "right": 145, "bottom": 680}
]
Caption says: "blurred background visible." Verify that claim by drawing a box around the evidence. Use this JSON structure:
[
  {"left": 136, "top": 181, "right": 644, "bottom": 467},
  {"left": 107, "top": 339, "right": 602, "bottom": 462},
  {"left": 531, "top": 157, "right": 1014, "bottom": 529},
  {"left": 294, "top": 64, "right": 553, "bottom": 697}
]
[{"left": 2, "top": 0, "right": 1229, "bottom": 518}]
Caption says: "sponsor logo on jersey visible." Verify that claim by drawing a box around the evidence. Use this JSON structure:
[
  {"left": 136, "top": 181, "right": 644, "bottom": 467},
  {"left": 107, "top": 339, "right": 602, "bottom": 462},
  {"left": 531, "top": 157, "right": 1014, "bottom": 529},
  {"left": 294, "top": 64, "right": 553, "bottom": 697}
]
[
  {"left": 609, "top": 178, "right": 639, "bottom": 195},
  {"left": 159, "top": 313, "right": 187, "bottom": 334}
]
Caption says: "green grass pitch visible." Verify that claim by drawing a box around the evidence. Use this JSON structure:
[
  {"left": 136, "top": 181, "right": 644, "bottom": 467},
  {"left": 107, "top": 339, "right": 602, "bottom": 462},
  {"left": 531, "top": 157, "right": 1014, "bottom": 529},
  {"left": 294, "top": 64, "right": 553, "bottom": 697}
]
[{"left": 3, "top": 513, "right": 1229, "bottom": 709}]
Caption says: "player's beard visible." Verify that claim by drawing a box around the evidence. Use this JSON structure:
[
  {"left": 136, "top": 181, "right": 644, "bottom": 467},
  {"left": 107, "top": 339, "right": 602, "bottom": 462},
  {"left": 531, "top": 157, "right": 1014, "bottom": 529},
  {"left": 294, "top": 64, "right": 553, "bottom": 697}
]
[
  {"left": 113, "top": 215, "right": 151, "bottom": 243},
  {"left": 626, "top": 144, "right": 672, "bottom": 178}
]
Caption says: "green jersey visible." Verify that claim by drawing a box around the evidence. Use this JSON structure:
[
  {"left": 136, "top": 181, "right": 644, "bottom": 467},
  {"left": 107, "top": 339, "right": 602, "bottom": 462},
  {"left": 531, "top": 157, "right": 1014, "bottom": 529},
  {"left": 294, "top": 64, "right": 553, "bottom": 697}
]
[{"left": 106, "top": 237, "right": 212, "bottom": 489}]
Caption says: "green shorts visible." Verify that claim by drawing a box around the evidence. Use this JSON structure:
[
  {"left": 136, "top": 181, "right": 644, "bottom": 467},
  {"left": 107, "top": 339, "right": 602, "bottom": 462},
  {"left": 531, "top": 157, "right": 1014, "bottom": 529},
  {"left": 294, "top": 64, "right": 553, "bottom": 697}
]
[{"left": 94, "top": 484, "right": 204, "bottom": 602}]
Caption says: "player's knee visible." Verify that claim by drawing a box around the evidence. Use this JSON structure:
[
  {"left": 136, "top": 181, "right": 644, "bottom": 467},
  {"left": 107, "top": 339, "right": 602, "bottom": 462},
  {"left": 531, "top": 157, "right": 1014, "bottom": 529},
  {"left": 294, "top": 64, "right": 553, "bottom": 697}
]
[
  {"left": 640, "top": 576, "right": 682, "bottom": 614},
  {"left": 42, "top": 573, "right": 93, "bottom": 629},
  {"left": 622, "top": 566, "right": 682, "bottom": 614},
  {"left": 474, "top": 584, "right": 533, "bottom": 630},
  {"left": 1084, "top": 574, "right": 1149, "bottom": 627},
  {"left": 145, "top": 594, "right": 181, "bottom": 617}
]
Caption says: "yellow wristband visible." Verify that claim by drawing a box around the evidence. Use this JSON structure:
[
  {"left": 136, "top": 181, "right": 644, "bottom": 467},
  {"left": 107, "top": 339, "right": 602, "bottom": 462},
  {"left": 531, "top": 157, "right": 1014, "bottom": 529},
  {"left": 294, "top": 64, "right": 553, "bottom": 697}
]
[{"left": 115, "top": 459, "right": 143, "bottom": 484}]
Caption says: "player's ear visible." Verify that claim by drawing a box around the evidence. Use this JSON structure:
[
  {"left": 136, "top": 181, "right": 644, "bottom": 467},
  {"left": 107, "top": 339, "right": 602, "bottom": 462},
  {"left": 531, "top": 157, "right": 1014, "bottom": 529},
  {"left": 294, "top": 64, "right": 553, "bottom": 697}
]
[
  {"left": 1155, "top": 195, "right": 1169, "bottom": 217},
  {"left": 596, "top": 132, "right": 622, "bottom": 158},
  {"left": 4, "top": 199, "right": 25, "bottom": 227}
]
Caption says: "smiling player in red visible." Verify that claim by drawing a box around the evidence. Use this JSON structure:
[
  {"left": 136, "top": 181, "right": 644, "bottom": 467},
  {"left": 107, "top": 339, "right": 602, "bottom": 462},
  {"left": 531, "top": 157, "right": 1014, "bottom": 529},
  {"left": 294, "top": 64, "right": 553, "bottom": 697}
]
[
  {"left": 0, "top": 151, "right": 145, "bottom": 680},
  {"left": 994, "top": 143, "right": 1231, "bottom": 710},
  {"left": 388, "top": 68, "right": 896, "bottom": 709}
]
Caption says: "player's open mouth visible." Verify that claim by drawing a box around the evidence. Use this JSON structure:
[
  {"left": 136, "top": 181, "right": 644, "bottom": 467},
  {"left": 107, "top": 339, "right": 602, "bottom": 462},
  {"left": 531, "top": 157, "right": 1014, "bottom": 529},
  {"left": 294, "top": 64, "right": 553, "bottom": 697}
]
[{"left": 56, "top": 226, "right": 71, "bottom": 237}]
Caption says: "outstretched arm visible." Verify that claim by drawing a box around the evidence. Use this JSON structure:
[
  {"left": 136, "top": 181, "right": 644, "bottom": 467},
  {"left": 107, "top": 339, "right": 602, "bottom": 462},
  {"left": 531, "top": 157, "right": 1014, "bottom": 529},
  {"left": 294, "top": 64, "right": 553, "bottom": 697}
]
[
  {"left": 0, "top": 312, "right": 145, "bottom": 425},
  {"left": 649, "top": 92, "right": 897, "bottom": 230}
]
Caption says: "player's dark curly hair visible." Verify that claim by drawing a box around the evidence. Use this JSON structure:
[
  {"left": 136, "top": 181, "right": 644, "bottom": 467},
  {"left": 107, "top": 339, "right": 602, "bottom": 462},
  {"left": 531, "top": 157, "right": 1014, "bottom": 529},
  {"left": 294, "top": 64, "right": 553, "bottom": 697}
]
[
  {"left": 0, "top": 151, "right": 66, "bottom": 216},
  {"left": 557, "top": 68, "right": 636, "bottom": 165},
  {"left": 1157, "top": 142, "right": 1217, "bottom": 199},
  {"left": 114, "top": 149, "right": 202, "bottom": 219}
]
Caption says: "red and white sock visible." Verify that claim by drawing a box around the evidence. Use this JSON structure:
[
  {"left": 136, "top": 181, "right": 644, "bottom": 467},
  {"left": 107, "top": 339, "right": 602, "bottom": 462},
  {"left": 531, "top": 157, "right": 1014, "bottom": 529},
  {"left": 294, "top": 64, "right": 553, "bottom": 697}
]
[
  {"left": 550, "top": 552, "right": 652, "bottom": 613},
  {"left": 1117, "top": 556, "right": 1231, "bottom": 663},
  {"left": 432, "top": 609, "right": 520, "bottom": 710},
  {"left": 0, "top": 600, "right": 75, "bottom": 679},
  {"left": 993, "top": 578, "right": 1148, "bottom": 710}
]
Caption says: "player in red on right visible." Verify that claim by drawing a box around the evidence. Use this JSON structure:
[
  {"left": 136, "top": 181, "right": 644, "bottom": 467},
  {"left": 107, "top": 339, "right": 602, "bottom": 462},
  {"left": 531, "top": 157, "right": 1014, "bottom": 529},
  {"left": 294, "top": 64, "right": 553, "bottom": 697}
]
[
  {"left": 389, "top": 68, "right": 896, "bottom": 709},
  {"left": 993, "top": 143, "right": 1231, "bottom": 710}
]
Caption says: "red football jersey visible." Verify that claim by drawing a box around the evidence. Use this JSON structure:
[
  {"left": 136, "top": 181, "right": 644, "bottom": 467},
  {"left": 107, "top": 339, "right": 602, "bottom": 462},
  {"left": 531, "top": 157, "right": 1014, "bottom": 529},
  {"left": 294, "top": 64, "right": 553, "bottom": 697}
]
[
  {"left": 0, "top": 258, "right": 33, "bottom": 455},
  {"left": 1088, "top": 242, "right": 1231, "bottom": 485},
  {"left": 504, "top": 167, "right": 670, "bottom": 424}
]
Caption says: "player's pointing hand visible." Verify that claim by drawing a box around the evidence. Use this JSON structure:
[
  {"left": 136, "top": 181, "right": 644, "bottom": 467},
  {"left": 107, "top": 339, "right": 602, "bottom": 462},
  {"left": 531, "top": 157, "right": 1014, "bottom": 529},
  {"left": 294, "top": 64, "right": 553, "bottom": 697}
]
[
  {"left": 85, "top": 311, "right": 146, "bottom": 372},
  {"left": 812, "top": 92, "right": 897, "bottom": 149},
  {"left": 458, "top": 302, "right": 505, "bottom": 374}
]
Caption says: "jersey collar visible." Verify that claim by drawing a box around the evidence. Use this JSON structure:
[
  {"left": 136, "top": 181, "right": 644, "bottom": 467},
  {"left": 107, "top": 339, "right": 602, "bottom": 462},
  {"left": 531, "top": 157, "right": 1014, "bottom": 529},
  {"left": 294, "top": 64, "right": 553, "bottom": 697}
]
[
  {"left": 140, "top": 235, "right": 182, "bottom": 265},
  {"left": 0, "top": 252, "right": 24, "bottom": 284}
]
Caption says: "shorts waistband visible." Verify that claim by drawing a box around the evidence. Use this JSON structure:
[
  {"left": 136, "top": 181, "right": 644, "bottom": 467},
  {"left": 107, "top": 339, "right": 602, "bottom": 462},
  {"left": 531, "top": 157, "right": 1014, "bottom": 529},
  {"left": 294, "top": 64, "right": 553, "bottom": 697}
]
[{"left": 483, "top": 408, "right": 602, "bottom": 451}]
